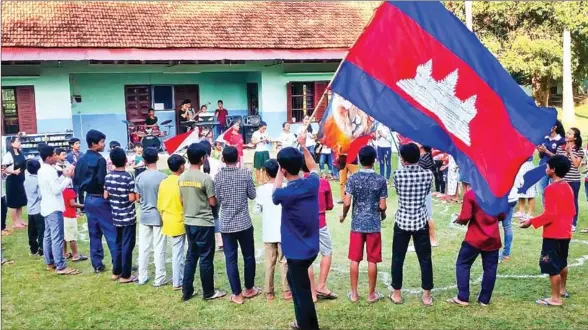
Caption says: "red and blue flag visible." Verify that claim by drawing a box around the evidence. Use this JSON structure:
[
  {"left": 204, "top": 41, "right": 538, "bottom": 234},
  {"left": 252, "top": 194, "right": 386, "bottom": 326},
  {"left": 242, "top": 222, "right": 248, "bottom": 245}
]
[{"left": 330, "top": 1, "right": 557, "bottom": 215}]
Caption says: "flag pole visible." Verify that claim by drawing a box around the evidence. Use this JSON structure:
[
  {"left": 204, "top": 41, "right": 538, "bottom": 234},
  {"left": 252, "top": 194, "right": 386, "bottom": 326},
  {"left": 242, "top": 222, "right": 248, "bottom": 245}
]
[{"left": 299, "top": 1, "right": 385, "bottom": 139}]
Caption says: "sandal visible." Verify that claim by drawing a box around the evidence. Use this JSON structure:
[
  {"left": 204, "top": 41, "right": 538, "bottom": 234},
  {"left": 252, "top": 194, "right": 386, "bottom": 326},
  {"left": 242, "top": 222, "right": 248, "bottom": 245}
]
[
  {"left": 119, "top": 276, "right": 138, "bottom": 284},
  {"left": 46, "top": 264, "right": 56, "bottom": 272},
  {"left": 316, "top": 290, "right": 338, "bottom": 300},
  {"left": 561, "top": 292, "right": 571, "bottom": 299},
  {"left": 580, "top": 229, "right": 588, "bottom": 234},
  {"left": 536, "top": 298, "right": 562, "bottom": 306},
  {"left": 72, "top": 255, "right": 88, "bottom": 262},
  {"left": 446, "top": 297, "right": 469, "bottom": 306},
  {"left": 347, "top": 292, "right": 359, "bottom": 303},
  {"left": 64, "top": 253, "right": 73, "bottom": 259},
  {"left": 1, "top": 259, "right": 15, "bottom": 265},
  {"left": 367, "top": 292, "right": 384, "bottom": 303},
  {"left": 229, "top": 294, "right": 244, "bottom": 305},
  {"left": 56, "top": 267, "right": 81, "bottom": 275},
  {"left": 422, "top": 295, "right": 433, "bottom": 306},
  {"left": 243, "top": 287, "right": 261, "bottom": 299},
  {"left": 111, "top": 275, "right": 121, "bottom": 281},
  {"left": 388, "top": 293, "right": 403, "bottom": 304}
]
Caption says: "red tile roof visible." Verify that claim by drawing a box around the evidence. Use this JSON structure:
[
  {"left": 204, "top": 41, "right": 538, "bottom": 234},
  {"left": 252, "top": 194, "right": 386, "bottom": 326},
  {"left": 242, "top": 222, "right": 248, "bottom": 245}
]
[{"left": 1, "top": 1, "right": 378, "bottom": 49}]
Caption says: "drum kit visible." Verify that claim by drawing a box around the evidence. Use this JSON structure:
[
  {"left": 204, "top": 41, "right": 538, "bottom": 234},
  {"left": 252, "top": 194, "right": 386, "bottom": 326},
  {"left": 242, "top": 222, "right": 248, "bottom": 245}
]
[{"left": 123, "top": 119, "right": 173, "bottom": 151}]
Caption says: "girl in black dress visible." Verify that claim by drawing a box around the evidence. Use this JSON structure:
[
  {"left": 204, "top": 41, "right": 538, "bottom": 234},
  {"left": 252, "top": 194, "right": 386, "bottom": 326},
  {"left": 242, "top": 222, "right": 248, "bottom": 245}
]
[{"left": 3, "top": 136, "right": 27, "bottom": 229}]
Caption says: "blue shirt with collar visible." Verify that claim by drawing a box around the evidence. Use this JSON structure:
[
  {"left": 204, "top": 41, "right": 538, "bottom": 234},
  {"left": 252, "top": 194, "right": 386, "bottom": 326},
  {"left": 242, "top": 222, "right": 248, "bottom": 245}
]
[
  {"left": 66, "top": 150, "right": 85, "bottom": 166},
  {"left": 539, "top": 134, "right": 565, "bottom": 165},
  {"left": 74, "top": 149, "right": 107, "bottom": 195}
]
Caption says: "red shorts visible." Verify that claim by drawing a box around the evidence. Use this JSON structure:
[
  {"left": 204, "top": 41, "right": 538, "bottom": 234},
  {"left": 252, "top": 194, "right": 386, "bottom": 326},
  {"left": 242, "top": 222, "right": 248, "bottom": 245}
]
[{"left": 348, "top": 231, "right": 382, "bottom": 263}]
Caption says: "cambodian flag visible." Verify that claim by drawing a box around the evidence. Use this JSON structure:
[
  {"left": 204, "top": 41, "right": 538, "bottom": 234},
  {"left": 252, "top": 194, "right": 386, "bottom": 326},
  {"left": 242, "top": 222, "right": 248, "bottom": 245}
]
[{"left": 330, "top": 1, "right": 557, "bottom": 215}]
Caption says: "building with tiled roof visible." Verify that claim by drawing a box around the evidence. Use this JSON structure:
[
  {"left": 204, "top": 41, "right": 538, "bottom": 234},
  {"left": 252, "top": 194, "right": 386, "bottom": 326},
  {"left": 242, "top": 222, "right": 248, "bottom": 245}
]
[{"left": 1, "top": 1, "right": 378, "bottom": 155}]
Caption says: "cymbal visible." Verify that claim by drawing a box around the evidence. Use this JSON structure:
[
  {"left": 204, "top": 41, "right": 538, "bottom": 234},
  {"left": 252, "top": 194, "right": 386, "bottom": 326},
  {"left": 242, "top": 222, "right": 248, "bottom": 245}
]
[{"left": 160, "top": 120, "right": 172, "bottom": 126}]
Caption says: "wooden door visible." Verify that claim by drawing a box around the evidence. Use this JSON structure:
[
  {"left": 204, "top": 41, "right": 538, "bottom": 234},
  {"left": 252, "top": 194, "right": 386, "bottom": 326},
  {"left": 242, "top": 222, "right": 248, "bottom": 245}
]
[
  {"left": 124, "top": 85, "right": 152, "bottom": 125},
  {"left": 15, "top": 86, "right": 37, "bottom": 134},
  {"left": 173, "top": 85, "right": 199, "bottom": 134}
]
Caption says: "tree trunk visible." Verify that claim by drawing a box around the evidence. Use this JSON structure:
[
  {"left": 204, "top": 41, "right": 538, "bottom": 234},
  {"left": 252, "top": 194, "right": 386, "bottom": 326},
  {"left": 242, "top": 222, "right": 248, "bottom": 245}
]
[{"left": 531, "top": 75, "right": 551, "bottom": 107}]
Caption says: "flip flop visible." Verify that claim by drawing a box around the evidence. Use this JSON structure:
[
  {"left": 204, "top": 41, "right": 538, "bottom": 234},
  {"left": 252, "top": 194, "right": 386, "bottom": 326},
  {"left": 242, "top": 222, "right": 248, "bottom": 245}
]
[
  {"left": 580, "top": 229, "right": 588, "bottom": 234},
  {"left": 46, "top": 265, "right": 56, "bottom": 272},
  {"left": 64, "top": 253, "right": 73, "bottom": 259},
  {"left": 316, "top": 290, "right": 338, "bottom": 300},
  {"left": 388, "top": 293, "right": 403, "bottom": 304},
  {"left": 347, "top": 292, "right": 359, "bottom": 303},
  {"left": 56, "top": 268, "right": 81, "bottom": 275},
  {"left": 561, "top": 292, "right": 571, "bottom": 299},
  {"left": 367, "top": 292, "right": 384, "bottom": 304},
  {"left": 446, "top": 297, "right": 469, "bottom": 306},
  {"left": 536, "top": 298, "right": 562, "bottom": 306},
  {"left": 422, "top": 295, "right": 433, "bottom": 307},
  {"left": 111, "top": 275, "right": 121, "bottom": 281},
  {"left": 119, "top": 276, "right": 138, "bottom": 284},
  {"left": 1, "top": 259, "right": 15, "bottom": 265}
]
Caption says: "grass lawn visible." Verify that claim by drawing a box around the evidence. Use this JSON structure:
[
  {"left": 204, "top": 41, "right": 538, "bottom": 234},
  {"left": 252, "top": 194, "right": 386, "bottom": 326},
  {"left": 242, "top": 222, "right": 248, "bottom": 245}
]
[{"left": 2, "top": 175, "right": 588, "bottom": 330}]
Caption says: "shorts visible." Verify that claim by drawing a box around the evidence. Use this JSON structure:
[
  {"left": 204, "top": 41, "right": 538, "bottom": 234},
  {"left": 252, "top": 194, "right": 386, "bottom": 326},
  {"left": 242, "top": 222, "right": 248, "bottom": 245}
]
[
  {"left": 348, "top": 231, "right": 382, "bottom": 263},
  {"left": 425, "top": 193, "right": 433, "bottom": 219},
  {"left": 64, "top": 217, "right": 79, "bottom": 242},
  {"left": 539, "top": 238, "right": 570, "bottom": 276},
  {"left": 319, "top": 226, "right": 333, "bottom": 256},
  {"left": 253, "top": 151, "right": 270, "bottom": 170}
]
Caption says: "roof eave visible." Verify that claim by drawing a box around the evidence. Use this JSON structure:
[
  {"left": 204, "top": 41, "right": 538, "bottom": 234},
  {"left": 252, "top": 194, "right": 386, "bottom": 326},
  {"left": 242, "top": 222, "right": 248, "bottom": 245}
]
[{"left": 1, "top": 47, "right": 348, "bottom": 61}]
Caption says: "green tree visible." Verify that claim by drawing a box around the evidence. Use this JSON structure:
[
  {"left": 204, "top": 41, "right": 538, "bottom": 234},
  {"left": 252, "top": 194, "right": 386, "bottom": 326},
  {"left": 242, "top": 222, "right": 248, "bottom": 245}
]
[{"left": 445, "top": 1, "right": 588, "bottom": 106}]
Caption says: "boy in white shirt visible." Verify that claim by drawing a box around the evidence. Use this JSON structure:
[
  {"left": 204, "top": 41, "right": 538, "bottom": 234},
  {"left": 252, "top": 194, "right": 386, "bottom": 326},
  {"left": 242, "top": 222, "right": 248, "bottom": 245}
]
[
  {"left": 277, "top": 122, "right": 296, "bottom": 149},
  {"left": 37, "top": 144, "right": 80, "bottom": 275},
  {"left": 254, "top": 159, "right": 292, "bottom": 301},
  {"left": 252, "top": 121, "right": 271, "bottom": 184}
]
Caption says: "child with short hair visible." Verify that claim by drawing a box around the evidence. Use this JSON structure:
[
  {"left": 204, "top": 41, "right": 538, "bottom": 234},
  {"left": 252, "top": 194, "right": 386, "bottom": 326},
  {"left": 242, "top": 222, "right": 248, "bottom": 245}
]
[
  {"left": 66, "top": 137, "right": 84, "bottom": 166},
  {"left": 104, "top": 148, "right": 137, "bottom": 283},
  {"left": 55, "top": 148, "right": 68, "bottom": 173},
  {"left": 132, "top": 143, "right": 146, "bottom": 177},
  {"left": 62, "top": 186, "right": 87, "bottom": 262},
  {"left": 23, "top": 159, "right": 44, "bottom": 256},
  {"left": 449, "top": 181, "right": 503, "bottom": 306},
  {"left": 135, "top": 147, "right": 169, "bottom": 287},
  {"left": 211, "top": 142, "right": 223, "bottom": 160},
  {"left": 341, "top": 145, "right": 387, "bottom": 303},
  {"left": 254, "top": 159, "right": 291, "bottom": 301},
  {"left": 158, "top": 154, "right": 187, "bottom": 291},
  {"left": 520, "top": 155, "right": 575, "bottom": 306}
]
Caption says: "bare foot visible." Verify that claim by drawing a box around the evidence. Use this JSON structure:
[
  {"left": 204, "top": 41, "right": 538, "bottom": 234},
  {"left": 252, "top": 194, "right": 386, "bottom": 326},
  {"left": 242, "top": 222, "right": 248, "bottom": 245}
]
[{"left": 283, "top": 291, "right": 293, "bottom": 300}]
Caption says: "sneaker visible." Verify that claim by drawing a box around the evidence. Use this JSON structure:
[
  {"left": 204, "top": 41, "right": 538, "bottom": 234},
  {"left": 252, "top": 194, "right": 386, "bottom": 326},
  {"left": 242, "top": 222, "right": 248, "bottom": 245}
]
[
  {"left": 204, "top": 290, "right": 227, "bottom": 300},
  {"left": 153, "top": 277, "right": 171, "bottom": 287},
  {"left": 137, "top": 276, "right": 151, "bottom": 285}
]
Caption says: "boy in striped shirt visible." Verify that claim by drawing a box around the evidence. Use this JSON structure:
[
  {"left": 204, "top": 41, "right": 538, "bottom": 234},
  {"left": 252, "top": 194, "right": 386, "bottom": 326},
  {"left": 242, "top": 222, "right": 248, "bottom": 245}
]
[{"left": 104, "top": 148, "right": 137, "bottom": 284}]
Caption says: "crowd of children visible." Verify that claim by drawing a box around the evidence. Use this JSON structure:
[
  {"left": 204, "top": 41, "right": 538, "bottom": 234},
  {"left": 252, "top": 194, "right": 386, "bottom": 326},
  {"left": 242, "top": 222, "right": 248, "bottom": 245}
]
[{"left": 1, "top": 118, "right": 582, "bottom": 329}]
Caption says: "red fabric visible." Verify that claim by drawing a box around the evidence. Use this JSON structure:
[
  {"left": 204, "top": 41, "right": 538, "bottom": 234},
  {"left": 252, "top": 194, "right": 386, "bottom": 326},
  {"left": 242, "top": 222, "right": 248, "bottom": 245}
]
[
  {"left": 397, "top": 134, "right": 412, "bottom": 145},
  {"left": 346, "top": 135, "right": 373, "bottom": 164},
  {"left": 224, "top": 128, "right": 244, "bottom": 156},
  {"left": 456, "top": 190, "right": 502, "bottom": 251},
  {"left": 163, "top": 130, "right": 192, "bottom": 154},
  {"left": 215, "top": 109, "right": 228, "bottom": 126},
  {"left": 303, "top": 173, "right": 333, "bottom": 228},
  {"left": 63, "top": 188, "right": 77, "bottom": 218},
  {"left": 348, "top": 232, "right": 382, "bottom": 263},
  {"left": 530, "top": 181, "right": 575, "bottom": 239}
]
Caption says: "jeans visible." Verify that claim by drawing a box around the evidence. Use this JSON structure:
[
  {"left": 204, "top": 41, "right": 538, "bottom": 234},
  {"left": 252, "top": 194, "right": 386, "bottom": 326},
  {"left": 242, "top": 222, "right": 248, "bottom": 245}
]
[
  {"left": 138, "top": 223, "right": 167, "bottom": 285},
  {"left": 171, "top": 234, "right": 186, "bottom": 288},
  {"left": 287, "top": 256, "right": 319, "bottom": 330},
  {"left": 568, "top": 181, "right": 581, "bottom": 227},
  {"left": 319, "top": 153, "right": 333, "bottom": 175},
  {"left": 222, "top": 226, "right": 256, "bottom": 295},
  {"left": 377, "top": 146, "right": 392, "bottom": 180},
  {"left": 1, "top": 196, "right": 6, "bottom": 231},
  {"left": 500, "top": 203, "right": 515, "bottom": 258},
  {"left": 113, "top": 224, "right": 136, "bottom": 279},
  {"left": 391, "top": 223, "right": 433, "bottom": 290},
  {"left": 28, "top": 214, "right": 45, "bottom": 254},
  {"left": 85, "top": 195, "right": 118, "bottom": 271},
  {"left": 183, "top": 225, "right": 216, "bottom": 299},
  {"left": 43, "top": 211, "right": 66, "bottom": 270},
  {"left": 456, "top": 241, "right": 499, "bottom": 304}
]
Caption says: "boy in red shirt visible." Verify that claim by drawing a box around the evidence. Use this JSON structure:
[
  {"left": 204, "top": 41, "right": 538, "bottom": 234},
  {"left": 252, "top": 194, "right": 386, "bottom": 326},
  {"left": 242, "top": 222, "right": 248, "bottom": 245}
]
[
  {"left": 520, "top": 155, "right": 575, "bottom": 306},
  {"left": 62, "top": 187, "right": 87, "bottom": 262},
  {"left": 302, "top": 164, "right": 337, "bottom": 301},
  {"left": 449, "top": 181, "right": 504, "bottom": 306}
]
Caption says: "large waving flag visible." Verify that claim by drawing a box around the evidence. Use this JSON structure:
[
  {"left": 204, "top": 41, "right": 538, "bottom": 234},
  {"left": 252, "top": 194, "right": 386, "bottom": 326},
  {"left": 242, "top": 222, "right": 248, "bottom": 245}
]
[
  {"left": 318, "top": 92, "right": 377, "bottom": 163},
  {"left": 163, "top": 128, "right": 201, "bottom": 155},
  {"left": 330, "top": 1, "right": 557, "bottom": 215}
]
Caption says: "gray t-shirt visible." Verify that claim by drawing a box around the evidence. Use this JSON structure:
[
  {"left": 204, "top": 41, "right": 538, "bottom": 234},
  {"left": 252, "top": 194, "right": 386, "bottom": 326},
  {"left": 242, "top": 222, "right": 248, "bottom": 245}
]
[
  {"left": 24, "top": 174, "right": 41, "bottom": 215},
  {"left": 135, "top": 169, "right": 168, "bottom": 226}
]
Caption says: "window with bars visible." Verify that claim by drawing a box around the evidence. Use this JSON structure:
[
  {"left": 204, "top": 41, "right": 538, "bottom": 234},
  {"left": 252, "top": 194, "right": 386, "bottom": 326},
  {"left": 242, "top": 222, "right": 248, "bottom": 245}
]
[
  {"left": 2, "top": 88, "right": 19, "bottom": 135},
  {"left": 287, "top": 81, "right": 329, "bottom": 123}
]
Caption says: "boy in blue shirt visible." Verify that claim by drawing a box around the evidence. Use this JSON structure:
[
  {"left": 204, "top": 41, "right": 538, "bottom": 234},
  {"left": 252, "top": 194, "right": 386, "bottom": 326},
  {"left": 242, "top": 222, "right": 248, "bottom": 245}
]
[
  {"left": 273, "top": 133, "right": 319, "bottom": 330},
  {"left": 24, "top": 159, "right": 44, "bottom": 256}
]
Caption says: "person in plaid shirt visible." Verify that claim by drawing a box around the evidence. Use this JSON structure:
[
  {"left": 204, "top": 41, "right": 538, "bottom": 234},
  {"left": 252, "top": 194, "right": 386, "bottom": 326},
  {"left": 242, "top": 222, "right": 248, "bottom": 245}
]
[
  {"left": 214, "top": 146, "right": 258, "bottom": 304},
  {"left": 390, "top": 143, "right": 434, "bottom": 306}
]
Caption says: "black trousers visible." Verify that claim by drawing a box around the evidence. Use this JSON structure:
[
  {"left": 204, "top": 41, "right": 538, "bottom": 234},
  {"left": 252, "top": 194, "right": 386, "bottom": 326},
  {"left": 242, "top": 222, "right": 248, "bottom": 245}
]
[
  {"left": 183, "top": 225, "right": 216, "bottom": 299},
  {"left": 1, "top": 196, "right": 6, "bottom": 231},
  {"left": 28, "top": 214, "right": 45, "bottom": 254},
  {"left": 113, "top": 224, "right": 136, "bottom": 279},
  {"left": 391, "top": 223, "right": 433, "bottom": 290},
  {"left": 287, "top": 256, "right": 319, "bottom": 330}
]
